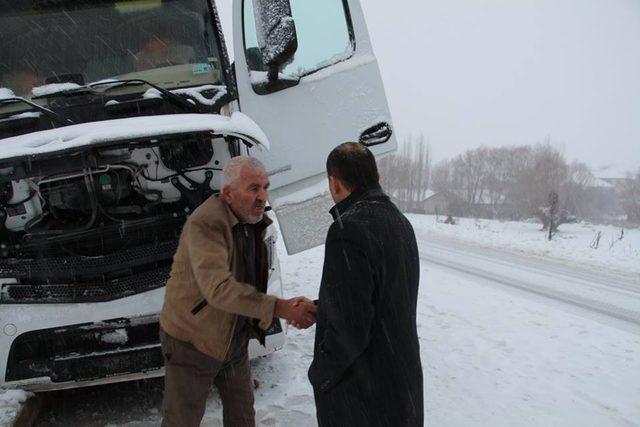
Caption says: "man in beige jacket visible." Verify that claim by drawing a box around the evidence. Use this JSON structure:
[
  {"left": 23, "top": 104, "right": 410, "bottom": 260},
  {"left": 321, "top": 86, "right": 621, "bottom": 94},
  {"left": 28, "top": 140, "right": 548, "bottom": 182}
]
[{"left": 159, "top": 156, "right": 316, "bottom": 427}]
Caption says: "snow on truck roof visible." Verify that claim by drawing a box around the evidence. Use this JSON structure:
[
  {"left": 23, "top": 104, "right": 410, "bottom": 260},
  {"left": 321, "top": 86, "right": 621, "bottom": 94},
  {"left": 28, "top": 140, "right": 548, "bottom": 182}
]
[{"left": 0, "top": 112, "right": 269, "bottom": 162}]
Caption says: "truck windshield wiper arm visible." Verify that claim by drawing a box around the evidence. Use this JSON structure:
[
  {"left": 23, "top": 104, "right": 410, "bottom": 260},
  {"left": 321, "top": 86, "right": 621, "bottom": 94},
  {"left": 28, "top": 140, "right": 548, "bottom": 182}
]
[
  {"left": 88, "top": 79, "right": 199, "bottom": 112},
  {"left": 0, "top": 97, "right": 74, "bottom": 126},
  {"left": 27, "top": 79, "right": 199, "bottom": 112}
]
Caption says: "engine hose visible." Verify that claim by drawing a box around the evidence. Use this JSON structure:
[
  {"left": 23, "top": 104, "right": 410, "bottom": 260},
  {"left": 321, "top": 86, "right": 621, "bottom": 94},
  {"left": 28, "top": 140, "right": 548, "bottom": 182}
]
[
  {"left": 178, "top": 171, "right": 199, "bottom": 187},
  {"left": 140, "top": 167, "right": 222, "bottom": 182},
  {"left": 24, "top": 211, "right": 51, "bottom": 233},
  {"left": 81, "top": 171, "right": 99, "bottom": 230},
  {"left": 141, "top": 189, "right": 164, "bottom": 213},
  {"left": 5, "top": 190, "right": 37, "bottom": 207}
]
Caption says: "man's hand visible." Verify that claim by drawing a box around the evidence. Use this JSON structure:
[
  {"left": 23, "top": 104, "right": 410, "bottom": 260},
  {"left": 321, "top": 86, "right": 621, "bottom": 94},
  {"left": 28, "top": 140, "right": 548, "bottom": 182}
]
[
  {"left": 274, "top": 297, "right": 317, "bottom": 329},
  {"left": 288, "top": 296, "right": 317, "bottom": 329},
  {"left": 290, "top": 296, "right": 314, "bottom": 307}
]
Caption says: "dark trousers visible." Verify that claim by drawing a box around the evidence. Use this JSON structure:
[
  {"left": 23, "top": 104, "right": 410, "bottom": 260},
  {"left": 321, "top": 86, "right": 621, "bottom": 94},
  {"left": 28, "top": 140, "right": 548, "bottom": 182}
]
[{"left": 160, "top": 329, "right": 254, "bottom": 427}]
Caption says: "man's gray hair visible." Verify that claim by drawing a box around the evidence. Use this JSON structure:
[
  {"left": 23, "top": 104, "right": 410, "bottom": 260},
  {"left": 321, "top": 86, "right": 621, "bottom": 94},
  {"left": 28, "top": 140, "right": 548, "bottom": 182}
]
[{"left": 221, "top": 156, "right": 267, "bottom": 188}]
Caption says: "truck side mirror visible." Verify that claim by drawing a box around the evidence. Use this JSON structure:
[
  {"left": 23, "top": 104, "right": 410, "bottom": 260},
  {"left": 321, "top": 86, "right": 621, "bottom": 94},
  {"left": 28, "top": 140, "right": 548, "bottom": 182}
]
[{"left": 252, "top": 0, "right": 298, "bottom": 81}]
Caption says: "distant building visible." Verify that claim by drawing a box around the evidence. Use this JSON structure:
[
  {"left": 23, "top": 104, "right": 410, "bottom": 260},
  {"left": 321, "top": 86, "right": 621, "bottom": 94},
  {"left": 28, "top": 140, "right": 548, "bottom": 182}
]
[
  {"left": 387, "top": 189, "right": 434, "bottom": 213},
  {"left": 422, "top": 191, "right": 457, "bottom": 215}
]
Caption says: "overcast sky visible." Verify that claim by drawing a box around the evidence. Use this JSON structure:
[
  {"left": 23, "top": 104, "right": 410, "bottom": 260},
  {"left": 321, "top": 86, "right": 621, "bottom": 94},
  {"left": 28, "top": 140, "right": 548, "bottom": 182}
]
[
  {"left": 220, "top": 0, "right": 640, "bottom": 177},
  {"left": 363, "top": 0, "right": 640, "bottom": 177}
]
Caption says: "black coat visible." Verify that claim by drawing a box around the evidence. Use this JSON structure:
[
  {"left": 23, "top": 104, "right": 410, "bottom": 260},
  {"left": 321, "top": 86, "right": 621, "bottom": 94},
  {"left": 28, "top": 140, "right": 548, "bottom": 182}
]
[{"left": 309, "top": 184, "right": 423, "bottom": 427}]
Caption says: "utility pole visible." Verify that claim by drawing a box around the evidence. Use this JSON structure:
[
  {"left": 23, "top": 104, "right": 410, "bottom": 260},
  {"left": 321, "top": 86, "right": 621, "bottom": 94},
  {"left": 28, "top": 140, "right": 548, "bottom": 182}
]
[{"left": 548, "top": 191, "right": 558, "bottom": 241}]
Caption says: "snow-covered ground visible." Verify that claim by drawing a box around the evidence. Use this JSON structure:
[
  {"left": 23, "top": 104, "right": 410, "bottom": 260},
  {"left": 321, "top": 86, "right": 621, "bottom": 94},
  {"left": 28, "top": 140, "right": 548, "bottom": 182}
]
[
  {"left": 0, "top": 389, "right": 32, "bottom": 426},
  {"left": 213, "top": 215, "right": 640, "bottom": 426},
  {"left": 1, "top": 214, "right": 639, "bottom": 426},
  {"left": 407, "top": 214, "right": 640, "bottom": 277}
]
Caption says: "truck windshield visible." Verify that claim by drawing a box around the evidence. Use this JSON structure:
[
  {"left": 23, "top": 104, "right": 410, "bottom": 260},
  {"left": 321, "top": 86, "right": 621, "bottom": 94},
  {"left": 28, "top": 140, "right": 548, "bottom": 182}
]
[{"left": 0, "top": 0, "right": 224, "bottom": 98}]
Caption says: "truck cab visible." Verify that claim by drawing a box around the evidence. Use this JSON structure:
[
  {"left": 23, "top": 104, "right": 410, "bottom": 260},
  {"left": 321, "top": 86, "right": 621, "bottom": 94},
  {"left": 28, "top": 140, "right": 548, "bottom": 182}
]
[{"left": 0, "top": 0, "right": 396, "bottom": 391}]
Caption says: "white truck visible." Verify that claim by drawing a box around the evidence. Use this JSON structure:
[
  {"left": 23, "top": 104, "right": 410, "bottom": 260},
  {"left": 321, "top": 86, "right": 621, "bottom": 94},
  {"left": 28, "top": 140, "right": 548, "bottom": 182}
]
[{"left": 0, "top": 0, "right": 396, "bottom": 391}]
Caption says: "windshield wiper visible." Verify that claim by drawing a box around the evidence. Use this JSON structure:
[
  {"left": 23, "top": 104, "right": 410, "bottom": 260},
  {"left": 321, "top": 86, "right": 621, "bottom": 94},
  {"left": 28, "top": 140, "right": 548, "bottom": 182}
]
[
  {"left": 88, "top": 79, "right": 199, "bottom": 112},
  {"left": 24, "top": 78, "right": 198, "bottom": 114},
  {"left": 0, "top": 97, "right": 74, "bottom": 126}
]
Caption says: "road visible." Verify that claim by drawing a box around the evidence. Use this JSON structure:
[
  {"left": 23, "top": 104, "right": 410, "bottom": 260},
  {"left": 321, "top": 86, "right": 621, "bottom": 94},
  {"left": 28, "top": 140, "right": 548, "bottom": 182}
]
[{"left": 417, "top": 234, "right": 640, "bottom": 327}]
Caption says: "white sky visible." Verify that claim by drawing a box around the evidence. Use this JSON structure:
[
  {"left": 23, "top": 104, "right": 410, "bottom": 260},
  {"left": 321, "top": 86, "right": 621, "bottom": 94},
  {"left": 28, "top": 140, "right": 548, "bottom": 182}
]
[
  {"left": 218, "top": 0, "right": 640, "bottom": 177},
  {"left": 363, "top": 0, "right": 640, "bottom": 177}
]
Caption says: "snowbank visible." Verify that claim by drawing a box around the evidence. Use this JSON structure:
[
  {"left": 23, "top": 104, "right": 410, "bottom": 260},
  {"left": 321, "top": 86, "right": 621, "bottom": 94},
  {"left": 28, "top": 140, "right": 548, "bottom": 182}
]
[
  {"left": 0, "top": 388, "right": 33, "bottom": 426},
  {"left": 407, "top": 214, "right": 640, "bottom": 276}
]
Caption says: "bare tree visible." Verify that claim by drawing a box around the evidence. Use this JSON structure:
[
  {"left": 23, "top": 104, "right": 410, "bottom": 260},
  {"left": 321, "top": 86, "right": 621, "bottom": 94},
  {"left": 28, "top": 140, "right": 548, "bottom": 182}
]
[
  {"left": 562, "top": 161, "right": 595, "bottom": 219},
  {"left": 459, "top": 148, "right": 490, "bottom": 205},
  {"left": 431, "top": 159, "right": 452, "bottom": 194},
  {"left": 401, "top": 139, "right": 616, "bottom": 227},
  {"left": 443, "top": 147, "right": 497, "bottom": 216},
  {"left": 619, "top": 169, "right": 640, "bottom": 223},
  {"left": 511, "top": 142, "right": 568, "bottom": 224},
  {"left": 378, "top": 134, "right": 431, "bottom": 212}
]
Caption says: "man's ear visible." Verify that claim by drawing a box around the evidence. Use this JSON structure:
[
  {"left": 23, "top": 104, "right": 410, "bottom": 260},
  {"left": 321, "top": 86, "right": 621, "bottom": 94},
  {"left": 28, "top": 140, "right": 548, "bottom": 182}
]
[
  {"left": 328, "top": 175, "right": 340, "bottom": 195},
  {"left": 221, "top": 186, "right": 232, "bottom": 204}
]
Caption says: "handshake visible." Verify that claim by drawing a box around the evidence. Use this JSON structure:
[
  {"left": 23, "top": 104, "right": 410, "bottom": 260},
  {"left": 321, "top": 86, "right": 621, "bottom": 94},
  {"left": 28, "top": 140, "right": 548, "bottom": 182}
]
[{"left": 274, "top": 296, "right": 317, "bottom": 329}]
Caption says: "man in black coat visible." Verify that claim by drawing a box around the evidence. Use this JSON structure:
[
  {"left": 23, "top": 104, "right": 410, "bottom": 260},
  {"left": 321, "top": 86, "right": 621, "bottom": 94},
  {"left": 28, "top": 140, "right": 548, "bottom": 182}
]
[{"left": 308, "top": 142, "right": 423, "bottom": 426}]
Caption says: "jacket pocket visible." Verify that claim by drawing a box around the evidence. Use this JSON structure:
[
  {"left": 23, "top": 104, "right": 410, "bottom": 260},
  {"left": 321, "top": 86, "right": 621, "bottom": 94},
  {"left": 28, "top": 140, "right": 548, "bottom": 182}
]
[{"left": 191, "top": 299, "right": 208, "bottom": 315}]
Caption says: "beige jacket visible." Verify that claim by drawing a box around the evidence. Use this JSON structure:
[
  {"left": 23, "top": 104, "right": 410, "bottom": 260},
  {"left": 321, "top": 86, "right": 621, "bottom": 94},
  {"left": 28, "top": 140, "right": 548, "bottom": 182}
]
[{"left": 159, "top": 194, "right": 277, "bottom": 361}]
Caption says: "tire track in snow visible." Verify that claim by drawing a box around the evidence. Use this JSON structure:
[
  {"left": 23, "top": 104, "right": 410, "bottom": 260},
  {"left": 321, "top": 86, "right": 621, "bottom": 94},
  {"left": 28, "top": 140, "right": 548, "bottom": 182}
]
[
  {"left": 417, "top": 231, "right": 640, "bottom": 295},
  {"left": 418, "top": 241, "right": 640, "bottom": 326}
]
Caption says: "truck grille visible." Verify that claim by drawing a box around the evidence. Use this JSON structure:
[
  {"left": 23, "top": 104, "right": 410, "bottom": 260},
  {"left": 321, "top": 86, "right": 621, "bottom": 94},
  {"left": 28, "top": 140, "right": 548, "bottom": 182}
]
[
  {"left": 0, "top": 237, "right": 177, "bottom": 303},
  {"left": 5, "top": 316, "right": 163, "bottom": 383},
  {"left": 0, "top": 240, "right": 177, "bottom": 281},
  {"left": 0, "top": 265, "right": 169, "bottom": 304},
  {"left": 5, "top": 316, "right": 284, "bottom": 383}
]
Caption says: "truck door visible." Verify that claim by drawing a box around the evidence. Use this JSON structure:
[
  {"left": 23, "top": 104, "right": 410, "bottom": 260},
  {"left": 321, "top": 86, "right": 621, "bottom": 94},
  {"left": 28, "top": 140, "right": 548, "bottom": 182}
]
[{"left": 233, "top": 0, "right": 396, "bottom": 254}]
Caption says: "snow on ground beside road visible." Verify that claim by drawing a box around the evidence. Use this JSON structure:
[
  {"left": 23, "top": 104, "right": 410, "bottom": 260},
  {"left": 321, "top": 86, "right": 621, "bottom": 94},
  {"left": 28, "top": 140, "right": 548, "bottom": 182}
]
[
  {"left": 407, "top": 214, "right": 640, "bottom": 276},
  {"left": 197, "top": 224, "right": 640, "bottom": 427},
  {"left": 0, "top": 388, "right": 32, "bottom": 426},
  {"left": 419, "top": 259, "right": 640, "bottom": 426}
]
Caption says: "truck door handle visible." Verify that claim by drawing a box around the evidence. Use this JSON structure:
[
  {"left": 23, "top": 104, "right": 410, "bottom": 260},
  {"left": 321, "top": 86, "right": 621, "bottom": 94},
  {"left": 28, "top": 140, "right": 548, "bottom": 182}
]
[{"left": 359, "top": 122, "right": 393, "bottom": 147}]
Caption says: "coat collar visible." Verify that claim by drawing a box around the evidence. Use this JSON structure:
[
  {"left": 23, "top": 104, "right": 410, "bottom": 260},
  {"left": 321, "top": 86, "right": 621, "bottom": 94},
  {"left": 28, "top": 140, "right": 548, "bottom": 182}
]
[{"left": 329, "top": 182, "right": 384, "bottom": 221}]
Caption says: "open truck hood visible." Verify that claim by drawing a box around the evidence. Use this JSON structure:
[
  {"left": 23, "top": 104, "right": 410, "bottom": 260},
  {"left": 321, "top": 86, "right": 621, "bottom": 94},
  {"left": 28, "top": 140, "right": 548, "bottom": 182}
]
[{"left": 0, "top": 112, "right": 269, "bottom": 163}]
